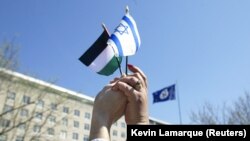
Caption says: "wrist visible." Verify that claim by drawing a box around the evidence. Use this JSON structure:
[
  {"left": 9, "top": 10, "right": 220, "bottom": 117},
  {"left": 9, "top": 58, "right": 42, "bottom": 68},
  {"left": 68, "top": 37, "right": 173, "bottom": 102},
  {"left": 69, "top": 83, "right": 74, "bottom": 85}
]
[
  {"left": 126, "top": 119, "right": 149, "bottom": 125},
  {"left": 126, "top": 116, "right": 149, "bottom": 125},
  {"left": 89, "top": 112, "right": 112, "bottom": 140}
]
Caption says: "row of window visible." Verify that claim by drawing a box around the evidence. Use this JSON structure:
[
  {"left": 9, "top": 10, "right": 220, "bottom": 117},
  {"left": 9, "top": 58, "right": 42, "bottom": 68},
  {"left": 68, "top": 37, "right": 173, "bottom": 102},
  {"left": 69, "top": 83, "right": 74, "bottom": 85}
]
[
  {"left": 7, "top": 94, "right": 31, "bottom": 104},
  {"left": 0, "top": 133, "right": 89, "bottom": 141},
  {"left": 5, "top": 92, "right": 92, "bottom": 119},
  {"left": 37, "top": 129, "right": 90, "bottom": 141},
  {"left": 0, "top": 118, "right": 90, "bottom": 130},
  {"left": 113, "top": 121, "right": 126, "bottom": 128},
  {"left": 45, "top": 127, "right": 126, "bottom": 139},
  {"left": 16, "top": 123, "right": 90, "bottom": 138},
  {"left": 3, "top": 104, "right": 91, "bottom": 120},
  {"left": 6, "top": 93, "right": 31, "bottom": 105},
  {"left": 38, "top": 101, "right": 91, "bottom": 119},
  {"left": 2, "top": 103, "right": 126, "bottom": 129},
  {"left": 5, "top": 93, "right": 126, "bottom": 127},
  {"left": 0, "top": 118, "right": 126, "bottom": 139}
]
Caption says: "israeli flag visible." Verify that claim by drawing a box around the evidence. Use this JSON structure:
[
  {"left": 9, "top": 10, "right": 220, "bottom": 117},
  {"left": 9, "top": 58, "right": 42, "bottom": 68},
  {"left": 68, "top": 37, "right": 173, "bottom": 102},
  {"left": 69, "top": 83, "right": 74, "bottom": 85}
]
[
  {"left": 108, "top": 13, "right": 141, "bottom": 57},
  {"left": 153, "top": 84, "right": 176, "bottom": 103}
]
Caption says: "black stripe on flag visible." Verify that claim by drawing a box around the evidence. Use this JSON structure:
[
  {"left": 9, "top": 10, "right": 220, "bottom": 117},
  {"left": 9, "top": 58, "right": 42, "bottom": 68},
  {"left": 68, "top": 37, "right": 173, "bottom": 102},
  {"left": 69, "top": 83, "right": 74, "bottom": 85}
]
[{"left": 79, "top": 30, "right": 109, "bottom": 66}]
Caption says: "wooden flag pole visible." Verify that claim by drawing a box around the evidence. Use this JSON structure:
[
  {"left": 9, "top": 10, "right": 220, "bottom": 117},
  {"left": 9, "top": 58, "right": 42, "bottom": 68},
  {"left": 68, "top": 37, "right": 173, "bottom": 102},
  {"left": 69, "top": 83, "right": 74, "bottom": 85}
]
[{"left": 102, "top": 23, "right": 123, "bottom": 76}]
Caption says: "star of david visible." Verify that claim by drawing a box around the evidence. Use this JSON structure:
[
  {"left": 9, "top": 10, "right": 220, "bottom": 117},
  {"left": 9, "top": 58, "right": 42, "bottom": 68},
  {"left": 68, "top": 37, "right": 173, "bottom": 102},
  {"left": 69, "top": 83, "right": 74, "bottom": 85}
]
[{"left": 115, "top": 23, "right": 128, "bottom": 35}]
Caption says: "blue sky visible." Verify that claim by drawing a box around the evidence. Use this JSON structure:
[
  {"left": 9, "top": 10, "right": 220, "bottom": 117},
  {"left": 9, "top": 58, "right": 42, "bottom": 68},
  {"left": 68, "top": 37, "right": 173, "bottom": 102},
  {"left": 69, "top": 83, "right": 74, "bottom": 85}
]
[{"left": 1, "top": 0, "right": 250, "bottom": 124}]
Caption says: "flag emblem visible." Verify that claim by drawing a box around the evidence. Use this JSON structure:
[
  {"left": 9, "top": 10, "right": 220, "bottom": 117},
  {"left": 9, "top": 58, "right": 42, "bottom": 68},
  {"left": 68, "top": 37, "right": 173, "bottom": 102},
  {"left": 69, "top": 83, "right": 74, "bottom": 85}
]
[
  {"left": 159, "top": 89, "right": 169, "bottom": 100},
  {"left": 153, "top": 84, "right": 176, "bottom": 103},
  {"left": 116, "top": 23, "right": 128, "bottom": 35},
  {"left": 108, "top": 13, "right": 141, "bottom": 57}
]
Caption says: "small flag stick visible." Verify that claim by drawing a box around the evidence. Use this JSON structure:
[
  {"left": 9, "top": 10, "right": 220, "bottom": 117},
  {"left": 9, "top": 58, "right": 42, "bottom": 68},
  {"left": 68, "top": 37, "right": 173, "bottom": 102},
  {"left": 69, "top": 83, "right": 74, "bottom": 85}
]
[
  {"left": 116, "top": 57, "right": 123, "bottom": 76},
  {"left": 125, "top": 56, "right": 128, "bottom": 75},
  {"left": 102, "top": 23, "right": 123, "bottom": 76},
  {"left": 125, "top": 6, "right": 129, "bottom": 75},
  {"left": 126, "top": 5, "right": 129, "bottom": 14}
]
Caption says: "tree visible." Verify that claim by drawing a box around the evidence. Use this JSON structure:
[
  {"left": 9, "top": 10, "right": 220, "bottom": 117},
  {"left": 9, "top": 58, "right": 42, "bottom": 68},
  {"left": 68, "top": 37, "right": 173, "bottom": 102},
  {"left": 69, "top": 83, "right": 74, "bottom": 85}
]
[
  {"left": 0, "top": 39, "right": 69, "bottom": 141},
  {"left": 0, "top": 38, "right": 19, "bottom": 70},
  {"left": 190, "top": 92, "right": 250, "bottom": 124},
  {"left": 227, "top": 92, "right": 250, "bottom": 124}
]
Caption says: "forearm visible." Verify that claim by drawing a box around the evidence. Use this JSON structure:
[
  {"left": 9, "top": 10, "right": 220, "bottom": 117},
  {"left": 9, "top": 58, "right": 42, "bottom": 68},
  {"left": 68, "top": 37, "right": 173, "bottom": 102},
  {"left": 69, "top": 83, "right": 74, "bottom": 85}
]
[
  {"left": 125, "top": 109, "right": 149, "bottom": 125},
  {"left": 89, "top": 115, "right": 111, "bottom": 140},
  {"left": 89, "top": 125, "right": 109, "bottom": 140}
]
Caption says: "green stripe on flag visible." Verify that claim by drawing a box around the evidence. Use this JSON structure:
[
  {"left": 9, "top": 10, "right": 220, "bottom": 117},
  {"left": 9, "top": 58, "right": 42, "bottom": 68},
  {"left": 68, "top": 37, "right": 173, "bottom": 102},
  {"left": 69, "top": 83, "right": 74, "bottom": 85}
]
[{"left": 97, "top": 56, "right": 122, "bottom": 76}]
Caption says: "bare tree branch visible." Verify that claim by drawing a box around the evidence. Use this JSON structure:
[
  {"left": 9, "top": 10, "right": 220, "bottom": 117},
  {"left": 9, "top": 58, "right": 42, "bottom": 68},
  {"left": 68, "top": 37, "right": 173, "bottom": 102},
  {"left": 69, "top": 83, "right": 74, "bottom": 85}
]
[{"left": 190, "top": 92, "right": 250, "bottom": 124}]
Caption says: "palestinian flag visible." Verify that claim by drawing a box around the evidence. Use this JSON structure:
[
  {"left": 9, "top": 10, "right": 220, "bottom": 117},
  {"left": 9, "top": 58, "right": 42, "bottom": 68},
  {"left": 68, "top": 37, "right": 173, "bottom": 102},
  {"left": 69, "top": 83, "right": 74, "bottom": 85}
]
[{"left": 79, "top": 29, "right": 122, "bottom": 76}]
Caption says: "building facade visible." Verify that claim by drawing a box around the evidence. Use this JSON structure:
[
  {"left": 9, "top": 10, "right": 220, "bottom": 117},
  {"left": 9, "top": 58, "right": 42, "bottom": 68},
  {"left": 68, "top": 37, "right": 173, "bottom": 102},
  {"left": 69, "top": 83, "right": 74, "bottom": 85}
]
[{"left": 0, "top": 68, "right": 167, "bottom": 141}]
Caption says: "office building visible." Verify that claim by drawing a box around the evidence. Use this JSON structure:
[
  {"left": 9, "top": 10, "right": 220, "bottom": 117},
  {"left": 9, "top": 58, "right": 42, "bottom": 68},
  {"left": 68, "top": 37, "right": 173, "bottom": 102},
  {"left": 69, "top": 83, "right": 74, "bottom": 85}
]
[{"left": 0, "top": 68, "right": 167, "bottom": 141}]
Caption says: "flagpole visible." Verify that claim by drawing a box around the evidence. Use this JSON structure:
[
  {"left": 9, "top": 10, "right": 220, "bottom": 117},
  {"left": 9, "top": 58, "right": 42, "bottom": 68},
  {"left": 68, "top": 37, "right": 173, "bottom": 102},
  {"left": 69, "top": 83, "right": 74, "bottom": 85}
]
[
  {"left": 125, "top": 56, "right": 128, "bottom": 75},
  {"left": 176, "top": 81, "right": 182, "bottom": 124},
  {"left": 102, "top": 23, "right": 123, "bottom": 76},
  {"left": 125, "top": 6, "right": 129, "bottom": 75},
  {"left": 116, "top": 57, "right": 123, "bottom": 76}
]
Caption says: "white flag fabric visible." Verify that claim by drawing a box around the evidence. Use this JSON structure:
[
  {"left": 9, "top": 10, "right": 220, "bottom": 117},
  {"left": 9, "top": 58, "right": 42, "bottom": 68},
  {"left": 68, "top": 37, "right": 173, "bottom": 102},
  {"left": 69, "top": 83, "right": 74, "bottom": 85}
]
[
  {"left": 79, "top": 29, "right": 122, "bottom": 76},
  {"left": 108, "top": 13, "right": 141, "bottom": 56}
]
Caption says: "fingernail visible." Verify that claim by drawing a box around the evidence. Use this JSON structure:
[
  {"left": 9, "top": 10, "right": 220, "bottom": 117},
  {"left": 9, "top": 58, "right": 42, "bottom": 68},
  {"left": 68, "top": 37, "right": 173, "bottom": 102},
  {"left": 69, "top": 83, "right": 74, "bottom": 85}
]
[{"left": 127, "top": 64, "right": 133, "bottom": 68}]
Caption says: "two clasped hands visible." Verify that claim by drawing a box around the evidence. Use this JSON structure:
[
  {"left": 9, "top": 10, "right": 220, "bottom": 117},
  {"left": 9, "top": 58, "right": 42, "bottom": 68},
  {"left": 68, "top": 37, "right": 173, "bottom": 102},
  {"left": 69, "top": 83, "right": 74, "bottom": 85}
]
[{"left": 90, "top": 64, "right": 149, "bottom": 140}]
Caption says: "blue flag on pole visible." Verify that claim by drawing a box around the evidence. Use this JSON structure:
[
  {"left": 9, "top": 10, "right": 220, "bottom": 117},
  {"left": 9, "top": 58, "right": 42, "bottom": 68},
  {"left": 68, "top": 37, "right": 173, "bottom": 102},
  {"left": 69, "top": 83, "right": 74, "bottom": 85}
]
[{"left": 153, "top": 84, "right": 176, "bottom": 103}]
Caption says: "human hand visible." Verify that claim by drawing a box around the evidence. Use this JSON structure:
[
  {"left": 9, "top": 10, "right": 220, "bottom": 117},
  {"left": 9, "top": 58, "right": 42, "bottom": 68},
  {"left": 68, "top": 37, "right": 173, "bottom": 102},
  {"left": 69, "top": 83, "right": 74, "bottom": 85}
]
[
  {"left": 90, "top": 83, "right": 127, "bottom": 140},
  {"left": 112, "top": 64, "right": 149, "bottom": 125}
]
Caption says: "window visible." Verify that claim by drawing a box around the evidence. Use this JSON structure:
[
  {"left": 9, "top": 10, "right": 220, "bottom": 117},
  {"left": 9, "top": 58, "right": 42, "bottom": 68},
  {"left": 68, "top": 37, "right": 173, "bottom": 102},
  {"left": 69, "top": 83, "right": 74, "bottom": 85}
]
[
  {"left": 18, "top": 123, "right": 26, "bottom": 130},
  {"left": 83, "top": 135, "right": 89, "bottom": 141},
  {"left": 50, "top": 103, "right": 57, "bottom": 110},
  {"left": 74, "top": 121, "right": 79, "bottom": 128},
  {"left": 60, "top": 130, "right": 67, "bottom": 139},
  {"left": 20, "top": 109, "right": 29, "bottom": 117},
  {"left": 16, "top": 136, "right": 24, "bottom": 141},
  {"left": 121, "top": 122, "right": 126, "bottom": 128},
  {"left": 0, "top": 119, "right": 10, "bottom": 127},
  {"left": 48, "top": 128, "right": 54, "bottom": 135},
  {"left": 37, "top": 100, "right": 44, "bottom": 108},
  {"left": 112, "top": 130, "right": 117, "bottom": 136},
  {"left": 84, "top": 112, "right": 91, "bottom": 119},
  {"left": 63, "top": 107, "right": 69, "bottom": 114},
  {"left": 35, "top": 112, "right": 42, "bottom": 120},
  {"left": 3, "top": 104, "right": 13, "bottom": 114},
  {"left": 72, "top": 132, "right": 78, "bottom": 140},
  {"left": 7, "top": 91, "right": 16, "bottom": 100},
  {"left": 49, "top": 115, "right": 56, "bottom": 125},
  {"left": 33, "top": 125, "right": 41, "bottom": 133},
  {"left": 74, "top": 110, "right": 80, "bottom": 116},
  {"left": 62, "top": 117, "right": 68, "bottom": 126},
  {"left": 84, "top": 123, "right": 90, "bottom": 130},
  {"left": 0, "top": 135, "right": 7, "bottom": 141},
  {"left": 121, "top": 132, "right": 126, "bottom": 138},
  {"left": 22, "top": 95, "right": 30, "bottom": 104}
]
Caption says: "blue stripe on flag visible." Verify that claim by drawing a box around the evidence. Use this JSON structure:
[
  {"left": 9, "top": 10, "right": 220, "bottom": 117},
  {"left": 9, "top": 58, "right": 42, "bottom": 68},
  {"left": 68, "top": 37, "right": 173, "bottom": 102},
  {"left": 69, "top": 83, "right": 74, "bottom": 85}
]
[
  {"left": 123, "top": 15, "right": 139, "bottom": 52},
  {"left": 110, "top": 34, "right": 124, "bottom": 56}
]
